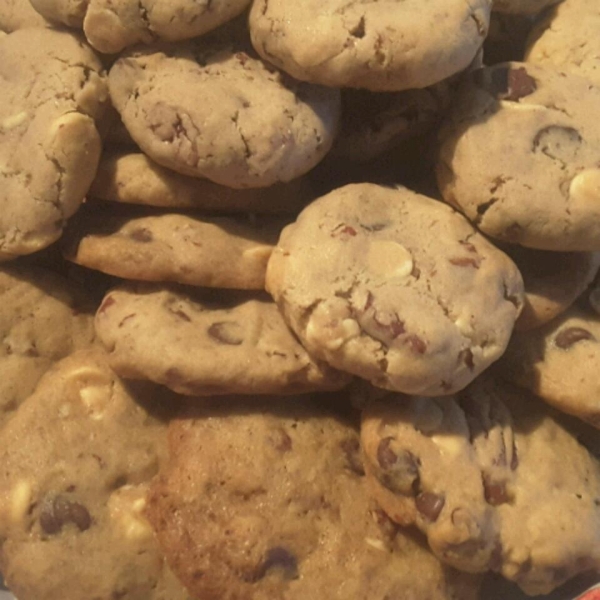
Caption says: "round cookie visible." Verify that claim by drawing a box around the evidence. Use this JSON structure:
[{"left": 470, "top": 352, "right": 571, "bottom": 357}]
[
  {"left": 0, "top": 264, "right": 95, "bottom": 430},
  {"left": 248, "top": 0, "right": 491, "bottom": 91},
  {"left": 437, "top": 62, "right": 600, "bottom": 251},
  {"left": 108, "top": 24, "right": 341, "bottom": 189},
  {"left": 0, "top": 28, "right": 107, "bottom": 260},
  {"left": 0, "top": 1, "right": 49, "bottom": 31},
  {"left": 0, "top": 350, "right": 191, "bottom": 600},
  {"left": 526, "top": 0, "right": 600, "bottom": 87},
  {"left": 62, "top": 205, "right": 284, "bottom": 290},
  {"left": 266, "top": 183, "right": 524, "bottom": 396},
  {"left": 95, "top": 284, "right": 350, "bottom": 396},
  {"left": 361, "top": 377, "right": 600, "bottom": 595},
  {"left": 89, "top": 151, "right": 312, "bottom": 214},
  {"left": 146, "top": 397, "right": 480, "bottom": 600},
  {"left": 492, "top": 0, "right": 562, "bottom": 14}
]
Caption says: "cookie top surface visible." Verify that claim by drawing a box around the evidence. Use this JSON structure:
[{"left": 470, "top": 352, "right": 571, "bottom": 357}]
[
  {"left": 147, "top": 397, "right": 480, "bottom": 600},
  {"left": 89, "top": 151, "right": 313, "bottom": 214},
  {"left": 0, "top": 1, "right": 49, "bottom": 31},
  {"left": 108, "top": 25, "right": 341, "bottom": 188},
  {"left": 437, "top": 62, "right": 600, "bottom": 251},
  {"left": 526, "top": 0, "right": 600, "bottom": 86},
  {"left": 0, "top": 264, "right": 96, "bottom": 430},
  {"left": 95, "top": 285, "right": 350, "bottom": 396},
  {"left": 249, "top": 0, "right": 491, "bottom": 91},
  {"left": 0, "top": 350, "right": 190, "bottom": 600},
  {"left": 492, "top": 0, "right": 562, "bottom": 14},
  {"left": 0, "top": 28, "right": 107, "bottom": 260},
  {"left": 266, "top": 183, "right": 524, "bottom": 396},
  {"left": 361, "top": 377, "right": 600, "bottom": 595},
  {"left": 62, "top": 205, "right": 284, "bottom": 290}
]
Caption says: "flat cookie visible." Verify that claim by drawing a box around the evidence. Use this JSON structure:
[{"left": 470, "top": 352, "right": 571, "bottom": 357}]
[
  {"left": 0, "top": 350, "right": 190, "bottom": 600},
  {"left": 146, "top": 397, "right": 480, "bottom": 600},
  {"left": 95, "top": 285, "right": 350, "bottom": 396},
  {"left": 249, "top": 0, "right": 491, "bottom": 91},
  {"left": 108, "top": 24, "right": 341, "bottom": 189},
  {"left": 89, "top": 151, "right": 312, "bottom": 214},
  {"left": 0, "top": 28, "right": 107, "bottom": 260},
  {"left": 526, "top": 0, "right": 600, "bottom": 87},
  {"left": 361, "top": 377, "right": 600, "bottom": 595},
  {"left": 492, "top": 0, "right": 562, "bottom": 14},
  {"left": 0, "top": 1, "right": 49, "bottom": 31},
  {"left": 0, "top": 264, "right": 95, "bottom": 430},
  {"left": 62, "top": 205, "right": 283, "bottom": 290},
  {"left": 437, "top": 62, "right": 600, "bottom": 251},
  {"left": 266, "top": 183, "right": 524, "bottom": 396}
]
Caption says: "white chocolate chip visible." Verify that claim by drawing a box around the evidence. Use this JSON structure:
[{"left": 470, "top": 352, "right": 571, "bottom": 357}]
[
  {"left": 1, "top": 111, "right": 28, "bottom": 132},
  {"left": 109, "top": 487, "right": 153, "bottom": 541},
  {"left": 569, "top": 169, "right": 600, "bottom": 207},
  {"left": 242, "top": 245, "right": 273, "bottom": 263},
  {"left": 365, "top": 537, "right": 387, "bottom": 552},
  {"left": 368, "top": 241, "right": 413, "bottom": 279},
  {"left": 431, "top": 433, "right": 464, "bottom": 458},
  {"left": 10, "top": 480, "right": 32, "bottom": 525},
  {"left": 79, "top": 384, "right": 111, "bottom": 420}
]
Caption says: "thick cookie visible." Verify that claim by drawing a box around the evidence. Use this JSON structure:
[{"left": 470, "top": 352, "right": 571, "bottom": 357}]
[
  {"left": 0, "top": 350, "right": 190, "bottom": 600},
  {"left": 108, "top": 25, "right": 341, "bottom": 189},
  {"left": 0, "top": 28, "right": 107, "bottom": 260},
  {"left": 62, "top": 205, "right": 283, "bottom": 290},
  {"left": 249, "top": 0, "right": 491, "bottom": 91},
  {"left": 492, "top": 0, "right": 562, "bottom": 14},
  {"left": 146, "top": 397, "right": 480, "bottom": 600},
  {"left": 89, "top": 151, "right": 312, "bottom": 214},
  {"left": 0, "top": 1, "right": 49, "bottom": 31},
  {"left": 526, "top": 0, "right": 600, "bottom": 87},
  {"left": 266, "top": 183, "right": 524, "bottom": 396},
  {"left": 361, "top": 377, "right": 600, "bottom": 595},
  {"left": 95, "top": 285, "right": 350, "bottom": 395},
  {"left": 437, "top": 62, "right": 600, "bottom": 251},
  {"left": 0, "top": 264, "right": 95, "bottom": 430}
]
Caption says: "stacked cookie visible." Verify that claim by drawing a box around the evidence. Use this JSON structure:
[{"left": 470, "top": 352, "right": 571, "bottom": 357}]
[{"left": 1, "top": 0, "right": 600, "bottom": 599}]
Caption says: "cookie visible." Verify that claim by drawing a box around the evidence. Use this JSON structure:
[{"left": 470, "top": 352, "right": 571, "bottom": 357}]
[
  {"left": 266, "top": 183, "right": 524, "bottom": 396},
  {"left": 0, "top": 264, "right": 95, "bottom": 430},
  {"left": 497, "top": 297, "right": 600, "bottom": 428},
  {"left": 501, "top": 245, "right": 600, "bottom": 330},
  {"left": 437, "top": 62, "right": 600, "bottom": 251},
  {"left": 95, "top": 284, "right": 350, "bottom": 396},
  {"left": 146, "top": 396, "right": 480, "bottom": 600},
  {"left": 62, "top": 205, "right": 283, "bottom": 290},
  {"left": 492, "top": 0, "right": 562, "bottom": 14},
  {"left": 0, "top": 28, "right": 107, "bottom": 260},
  {"left": 0, "top": 350, "right": 190, "bottom": 600},
  {"left": 0, "top": 0, "right": 49, "bottom": 31},
  {"left": 108, "top": 25, "right": 341, "bottom": 189},
  {"left": 89, "top": 151, "right": 312, "bottom": 215},
  {"left": 361, "top": 377, "right": 600, "bottom": 595},
  {"left": 526, "top": 0, "right": 600, "bottom": 87}
]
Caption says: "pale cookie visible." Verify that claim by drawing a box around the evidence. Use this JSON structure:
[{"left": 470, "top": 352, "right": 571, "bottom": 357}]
[
  {"left": 266, "top": 183, "right": 524, "bottom": 396},
  {"left": 62, "top": 205, "right": 283, "bottom": 290},
  {"left": 95, "top": 285, "right": 350, "bottom": 396},
  {"left": 492, "top": 0, "right": 562, "bottom": 14},
  {"left": 501, "top": 245, "right": 600, "bottom": 331},
  {"left": 89, "top": 151, "right": 312, "bottom": 214},
  {"left": 29, "top": 0, "right": 88, "bottom": 27},
  {"left": 0, "top": 28, "right": 107, "bottom": 260},
  {"left": 0, "top": 264, "right": 95, "bottom": 430},
  {"left": 108, "top": 25, "right": 341, "bottom": 189},
  {"left": 146, "top": 397, "right": 480, "bottom": 600},
  {"left": 526, "top": 0, "right": 600, "bottom": 87},
  {"left": 0, "top": 350, "right": 190, "bottom": 600},
  {"left": 438, "top": 62, "right": 600, "bottom": 251},
  {"left": 498, "top": 296, "right": 600, "bottom": 429},
  {"left": 361, "top": 377, "right": 600, "bottom": 595},
  {"left": 0, "top": 1, "right": 49, "bottom": 31}
]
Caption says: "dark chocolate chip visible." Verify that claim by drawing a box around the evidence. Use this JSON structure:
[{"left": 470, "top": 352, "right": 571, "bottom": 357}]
[
  {"left": 415, "top": 492, "right": 445, "bottom": 522},
  {"left": 377, "top": 437, "right": 398, "bottom": 470},
  {"left": 254, "top": 547, "right": 299, "bottom": 581},
  {"left": 129, "top": 228, "right": 153, "bottom": 243},
  {"left": 459, "top": 348, "right": 475, "bottom": 370},
  {"left": 340, "top": 437, "right": 365, "bottom": 476},
  {"left": 555, "top": 327, "right": 596, "bottom": 350},
  {"left": 532, "top": 126, "right": 582, "bottom": 163},
  {"left": 207, "top": 322, "right": 244, "bottom": 345},
  {"left": 376, "top": 439, "right": 420, "bottom": 495},
  {"left": 483, "top": 477, "right": 509, "bottom": 506},
  {"left": 475, "top": 66, "right": 537, "bottom": 102},
  {"left": 40, "top": 495, "right": 91, "bottom": 534}
]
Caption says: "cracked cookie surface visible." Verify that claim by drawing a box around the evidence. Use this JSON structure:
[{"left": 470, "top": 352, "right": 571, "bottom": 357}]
[
  {"left": 249, "top": 0, "right": 491, "bottom": 91},
  {"left": 361, "top": 376, "right": 600, "bottom": 595},
  {"left": 108, "top": 24, "right": 341, "bottom": 189},
  {"left": 95, "top": 284, "right": 350, "bottom": 396},
  {"left": 146, "top": 396, "right": 480, "bottom": 600},
  {"left": 0, "top": 350, "right": 191, "bottom": 600},
  {"left": 437, "top": 61, "right": 600, "bottom": 251},
  {"left": 0, "top": 28, "right": 107, "bottom": 260},
  {"left": 266, "top": 183, "right": 524, "bottom": 396}
]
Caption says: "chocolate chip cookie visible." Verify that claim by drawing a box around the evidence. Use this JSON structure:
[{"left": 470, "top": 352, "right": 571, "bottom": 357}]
[
  {"left": 0, "top": 28, "right": 107, "bottom": 260},
  {"left": 437, "top": 62, "right": 600, "bottom": 251},
  {"left": 108, "top": 24, "right": 341, "bottom": 189},
  {"left": 361, "top": 376, "right": 600, "bottom": 595},
  {"left": 0, "top": 350, "right": 190, "bottom": 600},
  {"left": 146, "top": 397, "right": 480, "bottom": 600},
  {"left": 0, "top": 0, "right": 49, "bottom": 31},
  {"left": 95, "top": 285, "right": 350, "bottom": 396},
  {"left": 266, "top": 183, "right": 524, "bottom": 396},
  {"left": 249, "top": 0, "right": 491, "bottom": 91}
]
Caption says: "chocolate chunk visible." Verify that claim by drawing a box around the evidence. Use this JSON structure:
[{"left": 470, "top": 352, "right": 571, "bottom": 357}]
[
  {"left": 476, "top": 66, "right": 537, "bottom": 102},
  {"left": 483, "top": 477, "right": 509, "bottom": 506},
  {"left": 377, "top": 437, "right": 398, "bottom": 470},
  {"left": 340, "top": 437, "right": 365, "bottom": 476},
  {"left": 207, "top": 321, "right": 244, "bottom": 345},
  {"left": 40, "top": 495, "right": 91, "bottom": 534},
  {"left": 376, "top": 438, "right": 420, "bottom": 495},
  {"left": 129, "top": 228, "right": 153, "bottom": 243},
  {"left": 555, "top": 327, "right": 596, "bottom": 350},
  {"left": 459, "top": 348, "right": 475, "bottom": 370},
  {"left": 254, "top": 547, "right": 299, "bottom": 581},
  {"left": 533, "top": 126, "right": 582, "bottom": 163},
  {"left": 415, "top": 492, "right": 445, "bottom": 522}
]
